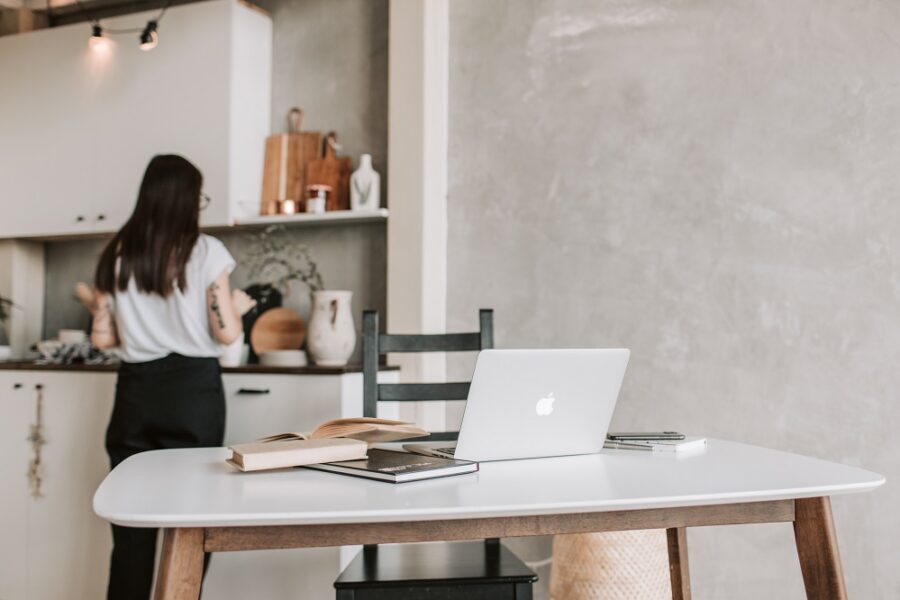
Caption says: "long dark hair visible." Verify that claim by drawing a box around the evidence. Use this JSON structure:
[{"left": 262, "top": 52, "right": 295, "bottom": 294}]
[{"left": 95, "top": 155, "right": 202, "bottom": 296}]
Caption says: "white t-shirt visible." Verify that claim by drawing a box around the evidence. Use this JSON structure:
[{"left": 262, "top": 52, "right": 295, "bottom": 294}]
[{"left": 111, "top": 234, "right": 236, "bottom": 363}]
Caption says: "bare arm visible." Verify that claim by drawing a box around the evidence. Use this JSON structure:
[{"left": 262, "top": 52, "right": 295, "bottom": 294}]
[
  {"left": 75, "top": 283, "right": 119, "bottom": 350},
  {"left": 207, "top": 270, "right": 255, "bottom": 345}
]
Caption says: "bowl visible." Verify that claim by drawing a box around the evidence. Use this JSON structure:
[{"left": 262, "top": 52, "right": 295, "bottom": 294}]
[
  {"left": 259, "top": 350, "right": 307, "bottom": 368},
  {"left": 58, "top": 329, "right": 87, "bottom": 344}
]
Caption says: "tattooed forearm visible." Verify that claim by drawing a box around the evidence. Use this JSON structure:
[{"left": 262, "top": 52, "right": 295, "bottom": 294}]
[
  {"left": 209, "top": 283, "right": 226, "bottom": 329},
  {"left": 91, "top": 300, "right": 113, "bottom": 332}
]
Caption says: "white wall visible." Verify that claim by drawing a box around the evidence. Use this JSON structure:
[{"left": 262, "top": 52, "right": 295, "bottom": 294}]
[{"left": 0, "top": 241, "right": 43, "bottom": 357}]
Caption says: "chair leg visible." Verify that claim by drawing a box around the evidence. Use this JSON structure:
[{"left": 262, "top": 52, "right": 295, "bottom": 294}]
[
  {"left": 666, "top": 527, "right": 691, "bottom": 600},
  {"left": 514, "top": 581, "right": 533, "bottom": 599},
  {"left": 793, "top": 497, "right": 847, "bottom": 599}
]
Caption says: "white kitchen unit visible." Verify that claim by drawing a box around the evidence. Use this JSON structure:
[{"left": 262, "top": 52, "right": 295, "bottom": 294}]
[
  {"left": 0, "top": 370, "right": 116, "bottom": 600},
  {"left": 0, "top": 366, "right": 398, "bottom": 600},
  {"left": 0, "top": 0, "right": 271, "bottom": 239}
]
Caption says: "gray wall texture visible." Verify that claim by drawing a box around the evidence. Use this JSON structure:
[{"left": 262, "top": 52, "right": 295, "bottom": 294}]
[
  {"left": 448, "top": 1, "right": 899, "bottom": 598},
  {"left": 42, "top": 0, "right": 388, "bottom": 360}
]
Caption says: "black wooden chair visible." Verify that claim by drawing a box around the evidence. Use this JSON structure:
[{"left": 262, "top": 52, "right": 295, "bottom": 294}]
[{"left": 333, "top": 309, "right": 538, "bottom": 600}]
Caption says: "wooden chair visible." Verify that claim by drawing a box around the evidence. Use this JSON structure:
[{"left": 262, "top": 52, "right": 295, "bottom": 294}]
[{"left": 333, "top": 309, "right": 538, "bottom": 599}]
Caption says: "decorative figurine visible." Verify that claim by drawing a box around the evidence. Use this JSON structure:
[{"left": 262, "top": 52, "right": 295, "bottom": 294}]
[{"left": 350, "top": 154, "right": 381, "bottom": 211}]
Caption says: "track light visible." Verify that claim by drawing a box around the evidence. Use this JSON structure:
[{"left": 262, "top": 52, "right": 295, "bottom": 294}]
[
  {"left": 139, "top": 20, "right": 158, "bottom": 51},
  {"left": 89, "top": 23, "right": 111, "bottom": 52}
]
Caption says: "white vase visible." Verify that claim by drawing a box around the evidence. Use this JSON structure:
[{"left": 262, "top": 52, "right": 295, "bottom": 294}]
[
  {"left": 218, "top": 333, "right": 245, "bottom": 367},
  {"left": 350, "top": 154, "right": 381, "bottom": 211},
  {"left": 307, "top": 291, "right": 356, "bottom": 366},
  {"left": 0, "top": 345, "right": 10, "bottom": 362}
]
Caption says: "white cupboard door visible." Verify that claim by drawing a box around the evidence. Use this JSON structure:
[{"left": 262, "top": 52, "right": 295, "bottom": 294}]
[
  {"left": 0, "top": 34, "right": 97, "bottom": 238},
  {"left": 24, "top": 372, "right": 116, "bottom": 600},
  {"left": 0, "top": 0, "right": 270, "bottom": 239},
  {"left": 0, "top": 373, "right": 34, "bottom": 600},
  {"left": 222, "top": 374, "right": 354, "bottom": 445}
]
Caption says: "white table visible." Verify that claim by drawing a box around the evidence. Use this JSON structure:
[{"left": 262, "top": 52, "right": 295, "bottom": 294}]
[{"left": 94, "top": 439, "right": 883, "bottom": 600}]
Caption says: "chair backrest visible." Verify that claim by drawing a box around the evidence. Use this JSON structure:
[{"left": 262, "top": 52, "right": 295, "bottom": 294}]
[{"left": 362, "top": 309, "right": 493, "bottom": 439}]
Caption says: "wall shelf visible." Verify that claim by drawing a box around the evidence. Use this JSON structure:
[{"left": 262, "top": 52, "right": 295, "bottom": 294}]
[{"left": 233, "top": 208, "right": 388, "bottom": 228}]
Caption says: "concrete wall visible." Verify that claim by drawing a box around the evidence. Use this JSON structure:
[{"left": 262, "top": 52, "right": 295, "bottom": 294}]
[{"left": 448, "top": 1, "right": 900, "bottom": 598}]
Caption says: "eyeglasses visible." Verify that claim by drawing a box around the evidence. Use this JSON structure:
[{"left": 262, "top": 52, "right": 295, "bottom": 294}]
[{"left": 200, "top": 193, "right": 211, "bottom": 211}]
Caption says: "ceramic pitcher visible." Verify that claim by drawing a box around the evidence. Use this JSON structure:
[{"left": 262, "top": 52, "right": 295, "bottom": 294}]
[{"left": 307, "top": 290, "right": 356, "bottom": 366}]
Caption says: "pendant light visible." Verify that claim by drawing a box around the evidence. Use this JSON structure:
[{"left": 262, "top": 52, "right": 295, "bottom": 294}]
[
  {"left": 89, "top": 23, "right": 111, "bottom": 52},
  {"left": 139, "top": 21, "right": 158, "bottom": 51}
]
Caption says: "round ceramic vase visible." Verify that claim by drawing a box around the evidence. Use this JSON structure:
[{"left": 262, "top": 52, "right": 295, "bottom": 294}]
[{"left": 307, "top": 291, "right": 356, "bottom": 366}]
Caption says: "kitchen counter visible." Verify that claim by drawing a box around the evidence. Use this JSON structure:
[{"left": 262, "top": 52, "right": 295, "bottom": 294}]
[{"left": 0, "top": 361, "right": 398, "bottom": 375}]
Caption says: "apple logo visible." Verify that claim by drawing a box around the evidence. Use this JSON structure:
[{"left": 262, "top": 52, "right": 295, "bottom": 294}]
[{"left": 535, "top": 392, "right": 555, "bottom": 416}]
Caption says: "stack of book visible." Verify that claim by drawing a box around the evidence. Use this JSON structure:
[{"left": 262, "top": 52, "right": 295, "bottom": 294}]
[{"left": 227, "top": 417, "right": 478, "bottom": 483}]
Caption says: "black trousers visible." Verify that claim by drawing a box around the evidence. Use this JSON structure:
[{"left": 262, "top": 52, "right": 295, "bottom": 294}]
[{"left": 105, "top": 354, "right": 226, "bottom": 600}]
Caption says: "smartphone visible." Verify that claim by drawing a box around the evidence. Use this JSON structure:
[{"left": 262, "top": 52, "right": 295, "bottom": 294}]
[{"left": 607, "top": 431, "right": 685, "bottom": 441}]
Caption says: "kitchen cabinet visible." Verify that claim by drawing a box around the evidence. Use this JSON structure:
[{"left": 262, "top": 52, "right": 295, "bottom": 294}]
[
  {"left": 0, "top": 0, "right": 271, "bottom": 239},
  {"left": 0, "top": 377, "right": 30, "bottom": 600},
  {"left": 0, "top": 367, "right": 398, "bottom": 599},
  {"left": 0, "top": 370, "right": 115, "bottom": 600}
]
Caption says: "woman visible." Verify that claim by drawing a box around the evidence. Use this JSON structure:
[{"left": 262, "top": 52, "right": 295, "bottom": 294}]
[{"left": 79, "top": 154, "right": 255, "bottom": 600}]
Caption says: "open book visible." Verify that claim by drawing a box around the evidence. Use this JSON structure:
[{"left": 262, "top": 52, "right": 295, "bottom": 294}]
[
  {"left": 257, "top": 417, "right": 429, "bottom": 445},
  {"left": 227, "top": 418, "right": 429, "bottom": 472}
]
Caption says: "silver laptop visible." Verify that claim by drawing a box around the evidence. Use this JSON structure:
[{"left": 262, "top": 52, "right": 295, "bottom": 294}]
[{"left": 404, "top": 349, "right": 629, "bottom": 462}]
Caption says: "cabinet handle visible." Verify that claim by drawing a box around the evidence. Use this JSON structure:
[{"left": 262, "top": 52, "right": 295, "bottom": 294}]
[
  {"left": 236, "top": 388, "right": 270, "bottom": 395},
  {"left": 13, "top": 383, "right": 22, "bottom": 389},
  {"left": 76, "top": 215, "right": 85, "bottom": 222},
  {"left": 97, "top": 214, "right": 106, "bottom": 221}
]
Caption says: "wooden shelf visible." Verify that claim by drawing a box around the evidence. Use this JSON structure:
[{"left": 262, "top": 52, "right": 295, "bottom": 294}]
[{"left": 233, "top": 209, "right": 388, "bottom": 228}]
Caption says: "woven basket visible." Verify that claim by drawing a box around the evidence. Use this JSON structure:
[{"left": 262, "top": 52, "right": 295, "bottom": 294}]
[{"left": 550, "top": 530, "right": 671, "bottom": 599}]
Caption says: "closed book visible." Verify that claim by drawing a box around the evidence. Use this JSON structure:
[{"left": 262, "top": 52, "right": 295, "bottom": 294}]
[
  {"left": 305, "top": 449, "right": 478, "bottom": 483},
  {"left": 604, "top": 436, "right": 707, "bottom": 453},
  {"left": 228, "top": 438, "right": 367, "bottom": 472}
]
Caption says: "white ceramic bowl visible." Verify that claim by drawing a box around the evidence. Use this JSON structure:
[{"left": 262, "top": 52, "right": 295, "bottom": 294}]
[
  {"left": 58, "top": 329, "right": 87, "bottom": 344},
  {"left": 259, "top": 350, "right": 307, "bottom": 368}
]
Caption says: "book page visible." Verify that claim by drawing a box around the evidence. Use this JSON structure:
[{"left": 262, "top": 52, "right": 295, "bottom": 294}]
[{"left": 256, "top": 432, "right": 309, "bottom": 442}]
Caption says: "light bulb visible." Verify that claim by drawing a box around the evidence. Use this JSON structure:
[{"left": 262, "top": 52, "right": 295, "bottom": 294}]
[
  {"left": 89, "top": 24, "right": 111, "bottom": 53},
  {"left": 139, "top": 21, "right": 158, "bottom": 51}
]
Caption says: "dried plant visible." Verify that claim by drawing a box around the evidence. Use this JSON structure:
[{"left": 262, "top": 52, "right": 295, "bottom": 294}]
[{"left": 244, "top": 225, "right": 324, "bottom": 295}]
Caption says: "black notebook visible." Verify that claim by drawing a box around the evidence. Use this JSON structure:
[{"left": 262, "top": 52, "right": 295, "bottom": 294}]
[{"left": 305, "top": 449, "right": 478, "bottom": 483}]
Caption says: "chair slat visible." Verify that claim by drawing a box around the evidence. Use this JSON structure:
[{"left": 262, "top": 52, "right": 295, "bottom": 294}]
[
  {"left": 378, "top": 382, "right": 471, "bottom": 402},
  {"left": 379, "top": 333, "right": 482, "bottom": 354}
]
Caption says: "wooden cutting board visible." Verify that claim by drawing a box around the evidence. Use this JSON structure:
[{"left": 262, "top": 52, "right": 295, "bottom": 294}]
[
  {"left": 260, "top": 108, "right": 322, "bottom": 213},
  {"left": 250, "top": 307, "right": 306, "bottom": 354},
  {"left": 306, "top": 131, "right": 351, "bottom": 211}
]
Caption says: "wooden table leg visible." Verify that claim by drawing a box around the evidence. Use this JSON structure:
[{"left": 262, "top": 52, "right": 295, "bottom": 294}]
[
  {"left": 793, "top": 497, "right": 847, "bottom": 600},
  {"left": 666, "top": 527, "right": 691, "bottom": 600},
  {"left": 154, "top": 528, "right": 205, "bottom": 600}
]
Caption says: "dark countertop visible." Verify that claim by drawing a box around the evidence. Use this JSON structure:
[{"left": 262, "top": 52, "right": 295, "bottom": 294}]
[{"left": 0, "top": 361, "right": 398, "bottom": 375}]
